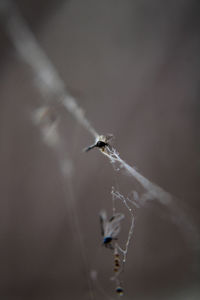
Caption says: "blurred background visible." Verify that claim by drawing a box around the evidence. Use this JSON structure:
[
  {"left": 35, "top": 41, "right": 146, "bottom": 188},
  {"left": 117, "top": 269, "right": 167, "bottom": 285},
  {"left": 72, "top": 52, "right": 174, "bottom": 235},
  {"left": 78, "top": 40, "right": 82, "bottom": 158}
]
[{"left": 0, "top": 0, "right": 200, "bottom": 299}]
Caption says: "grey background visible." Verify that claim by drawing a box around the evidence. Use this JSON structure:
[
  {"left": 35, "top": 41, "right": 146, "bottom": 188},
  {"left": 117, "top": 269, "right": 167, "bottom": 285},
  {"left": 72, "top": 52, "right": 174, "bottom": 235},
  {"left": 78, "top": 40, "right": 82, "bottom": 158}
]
[{"left": 0, "top": 0, "right": 200, "bottom": 299}]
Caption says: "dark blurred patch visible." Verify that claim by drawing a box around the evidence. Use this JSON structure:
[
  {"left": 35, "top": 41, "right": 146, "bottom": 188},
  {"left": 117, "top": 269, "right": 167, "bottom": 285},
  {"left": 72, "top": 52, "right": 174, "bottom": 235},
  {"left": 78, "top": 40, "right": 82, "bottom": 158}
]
[{"left": 13, "top": 0, "right": 67, "bottom": 29}]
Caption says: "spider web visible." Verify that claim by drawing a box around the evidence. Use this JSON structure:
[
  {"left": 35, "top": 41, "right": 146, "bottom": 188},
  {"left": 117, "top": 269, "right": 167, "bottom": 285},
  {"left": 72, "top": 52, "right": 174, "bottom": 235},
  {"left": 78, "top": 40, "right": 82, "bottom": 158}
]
[{"left": 1, "top": 1, "right": 199, "bottom": 299}]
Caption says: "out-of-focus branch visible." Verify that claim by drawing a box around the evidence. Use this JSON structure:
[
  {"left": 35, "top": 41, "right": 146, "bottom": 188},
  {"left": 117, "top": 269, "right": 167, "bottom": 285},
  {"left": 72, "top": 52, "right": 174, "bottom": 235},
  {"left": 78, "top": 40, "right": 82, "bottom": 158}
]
[{"left": 0, "top": 0, "right": 98, "bottom": 139}]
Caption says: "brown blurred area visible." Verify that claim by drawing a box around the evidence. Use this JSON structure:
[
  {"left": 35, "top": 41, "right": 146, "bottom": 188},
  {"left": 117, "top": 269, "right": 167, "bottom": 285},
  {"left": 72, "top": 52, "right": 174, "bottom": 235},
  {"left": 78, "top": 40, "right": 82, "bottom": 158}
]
[{"left": 0, "top": 0, "right": 200, "bottom": 299}]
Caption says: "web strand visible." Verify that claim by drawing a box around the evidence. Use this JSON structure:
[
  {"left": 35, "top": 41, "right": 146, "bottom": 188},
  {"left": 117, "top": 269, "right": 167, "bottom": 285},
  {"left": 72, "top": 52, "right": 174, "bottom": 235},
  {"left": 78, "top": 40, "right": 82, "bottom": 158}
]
[{"left": 1, "top": 1, "right": 199, "bottom": 297}]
